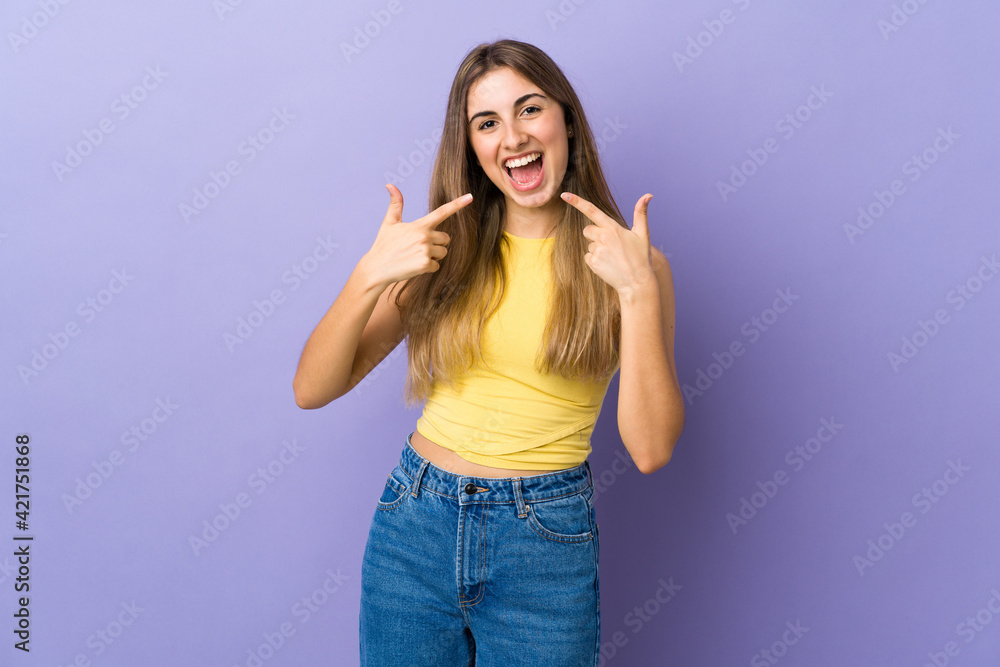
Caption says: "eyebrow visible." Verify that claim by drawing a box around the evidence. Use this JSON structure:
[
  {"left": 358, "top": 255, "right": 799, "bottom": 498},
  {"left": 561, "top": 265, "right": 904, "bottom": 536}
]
[{"left": 468, "top": 93, "right": 547, "bottom": 125}]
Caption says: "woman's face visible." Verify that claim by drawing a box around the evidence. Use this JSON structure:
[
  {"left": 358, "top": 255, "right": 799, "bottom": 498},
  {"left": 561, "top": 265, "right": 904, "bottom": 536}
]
[{"left": 466, "top": 67, "right": 570, "bottom": 214}]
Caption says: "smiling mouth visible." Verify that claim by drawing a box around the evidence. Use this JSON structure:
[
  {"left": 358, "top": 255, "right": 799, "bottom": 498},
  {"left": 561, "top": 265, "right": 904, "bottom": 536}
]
[{"left": 504, "top": 152, "right": 544, "bottom": 189}]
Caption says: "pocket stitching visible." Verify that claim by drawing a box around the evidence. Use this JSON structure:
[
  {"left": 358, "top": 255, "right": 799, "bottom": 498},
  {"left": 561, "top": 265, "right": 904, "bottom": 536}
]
[
  {"left": 376, "top": 473, "right": 409, "bottom": 511},
  {"left": 525, "top": 493, "right": 594, "bottom": 543}
]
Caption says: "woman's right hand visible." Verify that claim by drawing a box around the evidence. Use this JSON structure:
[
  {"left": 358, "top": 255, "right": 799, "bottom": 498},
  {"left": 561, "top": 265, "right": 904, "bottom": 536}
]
[{"left": 361, "top": 184, "right": 474, "bottom": 288}]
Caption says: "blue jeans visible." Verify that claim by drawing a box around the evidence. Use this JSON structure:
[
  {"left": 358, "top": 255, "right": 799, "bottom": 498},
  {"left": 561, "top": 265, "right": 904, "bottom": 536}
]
[{"left": 360, "top": 432, "right": 601, "bottom": 666}]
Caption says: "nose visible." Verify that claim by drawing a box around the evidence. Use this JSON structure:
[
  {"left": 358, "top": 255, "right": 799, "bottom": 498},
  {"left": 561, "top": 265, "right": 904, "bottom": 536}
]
[{"left": 501, "top": 120, "right": 527, "bottom": 151}]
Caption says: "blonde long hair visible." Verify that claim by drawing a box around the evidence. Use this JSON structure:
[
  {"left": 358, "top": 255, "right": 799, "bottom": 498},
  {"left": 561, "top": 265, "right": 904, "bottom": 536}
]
[{"left": 395, "top": 39, "right": 626, "bottom": 407}]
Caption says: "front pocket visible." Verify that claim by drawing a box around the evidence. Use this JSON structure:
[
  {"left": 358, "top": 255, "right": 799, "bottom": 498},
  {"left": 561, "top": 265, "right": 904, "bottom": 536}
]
[
  {"left": 525, "top": 490, "right": 594, "bottom": 543},
  {"left": 375, "top": 469, "right": 410, "bottom": 511}
]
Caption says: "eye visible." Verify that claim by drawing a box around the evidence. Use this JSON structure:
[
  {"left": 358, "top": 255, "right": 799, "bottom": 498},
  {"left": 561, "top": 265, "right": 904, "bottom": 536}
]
[{"left": 475, "top": 105, "right": 541, "bottom": 131}]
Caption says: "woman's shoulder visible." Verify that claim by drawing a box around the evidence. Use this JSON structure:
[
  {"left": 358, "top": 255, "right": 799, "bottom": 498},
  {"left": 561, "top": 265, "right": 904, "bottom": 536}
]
[
  {"left": 650, "top": 246, "right": 669, "bottom": 269},
  {"left": 650, "top": 247, "right": 672, "bottom": 281}
]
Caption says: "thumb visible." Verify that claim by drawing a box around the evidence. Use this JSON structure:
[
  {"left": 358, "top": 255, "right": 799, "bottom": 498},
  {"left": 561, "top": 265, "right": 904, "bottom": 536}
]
[
  {"left": 632, "top": 193, "right": 652, "bottom": 243},
  {"left": 382, "top": 183, "right": 404, "bottom": 225}
]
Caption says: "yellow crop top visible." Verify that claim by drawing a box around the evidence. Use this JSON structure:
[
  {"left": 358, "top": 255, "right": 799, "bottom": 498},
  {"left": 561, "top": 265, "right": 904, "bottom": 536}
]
[{"left": 414, "top": 230, "right": 619, "bottom": 470}]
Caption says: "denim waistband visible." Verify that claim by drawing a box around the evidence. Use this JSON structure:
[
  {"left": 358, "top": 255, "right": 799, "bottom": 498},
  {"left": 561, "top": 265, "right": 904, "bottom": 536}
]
[{"left": 398, "top": 431, "right": 593, "bottom": 507}]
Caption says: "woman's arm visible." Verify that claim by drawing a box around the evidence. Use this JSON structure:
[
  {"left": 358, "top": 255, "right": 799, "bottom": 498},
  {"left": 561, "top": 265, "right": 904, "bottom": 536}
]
[
  {"left": 616, "top": 247, "right": 685, "bottom": 474},
  {"left": 293, "top": 185, "right": 470, "bottom": 409},
  {"left": 560, "top": 191, "right": 685, "bottom": 474},
  {"left": 292, "top": 256, "right": 404, "bottom": 409}
]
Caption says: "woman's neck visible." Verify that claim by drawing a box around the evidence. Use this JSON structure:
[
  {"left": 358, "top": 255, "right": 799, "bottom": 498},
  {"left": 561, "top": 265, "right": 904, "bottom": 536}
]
[{"left": 503, "top": 198, "right": 561, "bottom": 239}]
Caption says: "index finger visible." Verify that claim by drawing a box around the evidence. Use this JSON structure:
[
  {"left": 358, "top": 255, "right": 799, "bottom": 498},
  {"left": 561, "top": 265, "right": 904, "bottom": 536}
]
[
  {"left": 560, "top": 192, "right": 615, "bottom": 228},
  {"left": 418, "top": 193, "right": 474, "bottom": 228}
]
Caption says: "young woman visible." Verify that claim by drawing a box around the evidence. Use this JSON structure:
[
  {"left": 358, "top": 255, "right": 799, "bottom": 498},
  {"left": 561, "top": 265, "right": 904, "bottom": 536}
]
[{"left": 293, "top": 39, "right": 683, "bottom": 666}]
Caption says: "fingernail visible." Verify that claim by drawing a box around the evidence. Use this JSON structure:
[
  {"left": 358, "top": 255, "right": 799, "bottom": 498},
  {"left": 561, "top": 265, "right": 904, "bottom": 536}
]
[
  {"left": 461, "top": 193, "right": 473, "bottom": 203},
  {"left": 560, "top": 192, "right": 571, "bottom": 201}
]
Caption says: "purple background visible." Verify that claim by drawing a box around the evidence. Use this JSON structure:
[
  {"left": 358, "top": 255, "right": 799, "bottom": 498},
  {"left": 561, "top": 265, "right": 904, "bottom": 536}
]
[{"left": 3, "top": 1, "right": 999, "bottom": 665}]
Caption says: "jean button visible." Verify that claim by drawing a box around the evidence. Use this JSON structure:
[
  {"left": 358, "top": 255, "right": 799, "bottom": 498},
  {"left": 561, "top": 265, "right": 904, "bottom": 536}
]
[{"left": 464, "top": 483, "right": 477, "bottom": 495}]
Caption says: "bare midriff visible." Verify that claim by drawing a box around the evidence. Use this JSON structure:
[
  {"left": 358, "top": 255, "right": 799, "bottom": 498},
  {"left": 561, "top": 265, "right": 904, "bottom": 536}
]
[{"left": 409, "top": 428, "right": 557, "bottom": 478}]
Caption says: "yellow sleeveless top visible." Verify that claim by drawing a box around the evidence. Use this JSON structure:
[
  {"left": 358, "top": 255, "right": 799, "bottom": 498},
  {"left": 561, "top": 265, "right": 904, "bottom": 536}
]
[{"left": 414, "top": 230, "right": 618, "bottom": 470}]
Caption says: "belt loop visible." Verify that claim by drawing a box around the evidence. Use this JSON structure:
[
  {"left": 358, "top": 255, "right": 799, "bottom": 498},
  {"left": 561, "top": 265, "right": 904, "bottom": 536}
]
[
  {"left": 584, "top": 460, "right": 594, "bottom": 489},
  {"left": 410, "top": 459, "right": 429, "bottom": 498},
  {"left": 512, "top": 477, "right": 528, "bottom": 518}
]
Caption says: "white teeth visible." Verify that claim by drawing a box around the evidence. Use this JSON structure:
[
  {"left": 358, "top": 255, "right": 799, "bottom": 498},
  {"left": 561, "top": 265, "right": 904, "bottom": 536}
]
[{"left": 504, "top": 152, "right": 541, "bottom": 169}]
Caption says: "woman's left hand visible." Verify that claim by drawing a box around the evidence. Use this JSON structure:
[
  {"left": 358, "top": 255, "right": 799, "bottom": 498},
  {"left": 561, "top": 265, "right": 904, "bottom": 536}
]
[{"left": 560, "top": 191, "right": 655, "bottom": 294}]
